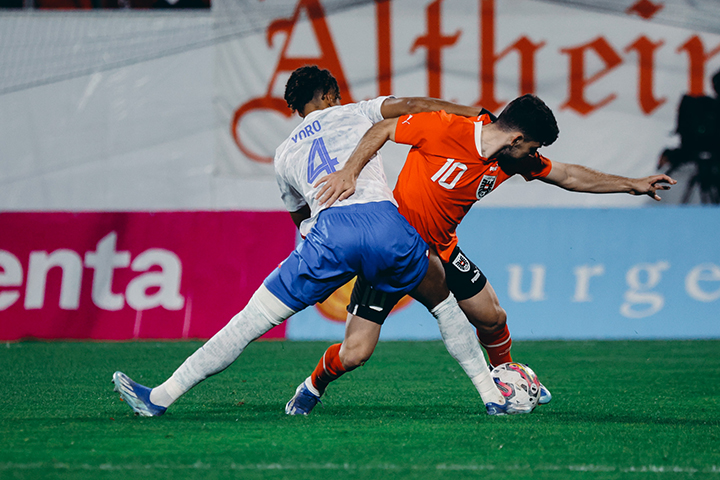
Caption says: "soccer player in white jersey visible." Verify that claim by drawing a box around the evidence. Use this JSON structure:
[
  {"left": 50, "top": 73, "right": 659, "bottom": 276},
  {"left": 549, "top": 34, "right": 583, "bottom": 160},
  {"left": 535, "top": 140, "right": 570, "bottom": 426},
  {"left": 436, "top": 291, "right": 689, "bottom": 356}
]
[{"left": 112, "top": 66, "right": 517, "bottom": 417}]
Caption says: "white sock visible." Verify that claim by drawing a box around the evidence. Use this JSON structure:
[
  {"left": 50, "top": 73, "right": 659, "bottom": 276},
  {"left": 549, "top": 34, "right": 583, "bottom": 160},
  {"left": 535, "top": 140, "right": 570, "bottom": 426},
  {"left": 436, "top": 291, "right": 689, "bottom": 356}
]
[
  {"left": 431, "top": 293, "right": 505, "bottom": 406},
  {"left": 149, "top": 377, "right": 184, "bottom": 407},
  {"left": 149, "top": 284, "right": 295, "bottom": 408},
  {"left": 303, "top": 376, "right": 321, "bottom": 397},
  {"left": 469, "top": 369, "right": 504, "bottom": 406}
]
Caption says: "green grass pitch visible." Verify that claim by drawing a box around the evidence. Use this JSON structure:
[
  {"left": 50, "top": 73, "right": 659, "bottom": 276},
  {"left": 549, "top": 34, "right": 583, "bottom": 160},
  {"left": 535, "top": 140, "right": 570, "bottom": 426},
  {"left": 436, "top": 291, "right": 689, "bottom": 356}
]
[{"left": 1, "top": 339, "right": 719, "bottom": 479}]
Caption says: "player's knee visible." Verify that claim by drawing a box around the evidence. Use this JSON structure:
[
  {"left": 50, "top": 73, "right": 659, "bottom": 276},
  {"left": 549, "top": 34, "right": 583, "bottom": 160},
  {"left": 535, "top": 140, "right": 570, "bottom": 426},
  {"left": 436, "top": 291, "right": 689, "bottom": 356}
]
[
  {"left": 339, "top": 345, "right": 373, "bottom": 370},
  {"left": 473, "top": 306, "right": 506, "bottom": 334}
]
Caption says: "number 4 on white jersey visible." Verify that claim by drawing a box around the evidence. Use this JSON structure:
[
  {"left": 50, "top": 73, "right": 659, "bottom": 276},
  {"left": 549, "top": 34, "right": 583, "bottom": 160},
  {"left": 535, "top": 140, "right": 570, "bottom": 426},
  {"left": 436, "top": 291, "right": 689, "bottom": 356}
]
[{"left": 307, "top": 137, "right": 339, "bottom": 184}]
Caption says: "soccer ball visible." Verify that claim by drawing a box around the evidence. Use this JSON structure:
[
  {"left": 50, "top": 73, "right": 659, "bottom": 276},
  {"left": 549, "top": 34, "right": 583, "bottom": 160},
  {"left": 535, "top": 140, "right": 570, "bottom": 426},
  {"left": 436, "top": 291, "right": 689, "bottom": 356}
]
[{"left": 491, "top": 362, "right": 541, "bottom": 414}]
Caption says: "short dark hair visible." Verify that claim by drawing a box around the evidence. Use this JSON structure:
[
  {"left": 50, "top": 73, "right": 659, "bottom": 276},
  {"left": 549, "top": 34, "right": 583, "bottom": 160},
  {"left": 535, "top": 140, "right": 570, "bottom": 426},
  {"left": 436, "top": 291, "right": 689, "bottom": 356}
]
[
  {"left": 284, "top": 65, "right": 340, "bottom": 113},
  {"left": 712, "top": 68, "right": 720, "bottom": 97},
  {"left": 495, "top": 94, "right": 559, "bottom": 146}
]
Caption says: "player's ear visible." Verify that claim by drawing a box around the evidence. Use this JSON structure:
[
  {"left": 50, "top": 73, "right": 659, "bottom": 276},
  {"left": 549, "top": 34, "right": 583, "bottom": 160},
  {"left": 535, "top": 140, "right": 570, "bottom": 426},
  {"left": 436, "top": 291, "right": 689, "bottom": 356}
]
[
  {"left": 322, "top": 89, "right": 340, "bottom": 105},
  {"left": 510, "top": 133, "right": 524, "bottom": 146}
]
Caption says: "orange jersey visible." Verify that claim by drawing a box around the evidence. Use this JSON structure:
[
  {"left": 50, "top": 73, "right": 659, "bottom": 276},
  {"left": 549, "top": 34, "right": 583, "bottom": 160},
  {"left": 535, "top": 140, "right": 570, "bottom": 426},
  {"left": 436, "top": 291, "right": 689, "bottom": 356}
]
[{"left": 393, "top": 111, "right": 552, "bottom": 262}]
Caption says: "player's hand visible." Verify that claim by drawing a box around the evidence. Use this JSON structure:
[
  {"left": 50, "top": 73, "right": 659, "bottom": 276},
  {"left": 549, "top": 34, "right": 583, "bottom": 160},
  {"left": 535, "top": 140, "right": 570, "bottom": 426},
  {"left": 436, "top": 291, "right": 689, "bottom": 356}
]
[
  {"left": 630, "top": 174, "right": 677, "bottom": 201},
  {"left": 314, "top": 169, "right": 358, "bottom": 206}
]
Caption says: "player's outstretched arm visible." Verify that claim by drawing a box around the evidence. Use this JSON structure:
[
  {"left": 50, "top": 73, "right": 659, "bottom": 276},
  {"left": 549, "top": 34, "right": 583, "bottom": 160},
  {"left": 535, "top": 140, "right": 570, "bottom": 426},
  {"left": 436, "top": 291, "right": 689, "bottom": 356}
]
[
  {"left": 541, "top": 161, "right": 677, "bottom": 201},
  {"left": 314, "top": 118, "right": 399, "bottom": 206},
  {"left": 380, "top": 97, "right": 481, "bottom": 119}
]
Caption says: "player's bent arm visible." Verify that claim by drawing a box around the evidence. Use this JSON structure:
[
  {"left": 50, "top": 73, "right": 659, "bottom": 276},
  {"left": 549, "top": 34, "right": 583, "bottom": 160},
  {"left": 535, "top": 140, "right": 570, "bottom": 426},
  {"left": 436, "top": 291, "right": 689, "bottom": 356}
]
[
  {"left": 289, "top": 204, "right": 311, "bottom": 230},
  {"left": 314, "top": 118, "right": 399, "bottom": 206},
  {"left": 380, "top": 97, "right": 481, "bottom": 119},
  {"left": 540, "top": 161, "right": 677, "bottom": 201}
]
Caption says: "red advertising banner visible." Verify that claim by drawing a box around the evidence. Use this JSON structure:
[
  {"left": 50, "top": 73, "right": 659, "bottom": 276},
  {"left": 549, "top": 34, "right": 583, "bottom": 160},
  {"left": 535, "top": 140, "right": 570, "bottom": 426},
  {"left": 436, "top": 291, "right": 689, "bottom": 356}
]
[{"left": 0, "top": 211, "right": 296, "bottom": 341}]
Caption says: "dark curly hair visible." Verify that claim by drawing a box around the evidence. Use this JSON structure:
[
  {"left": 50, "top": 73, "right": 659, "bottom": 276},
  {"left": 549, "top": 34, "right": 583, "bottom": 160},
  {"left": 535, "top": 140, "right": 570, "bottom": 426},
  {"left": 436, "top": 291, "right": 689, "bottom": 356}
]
[
  {"left": 496, "top": 94, "right": 559, "bottom": 146},
  {"left": 284, "top": 65, "right": 341, "bottom": 114}
]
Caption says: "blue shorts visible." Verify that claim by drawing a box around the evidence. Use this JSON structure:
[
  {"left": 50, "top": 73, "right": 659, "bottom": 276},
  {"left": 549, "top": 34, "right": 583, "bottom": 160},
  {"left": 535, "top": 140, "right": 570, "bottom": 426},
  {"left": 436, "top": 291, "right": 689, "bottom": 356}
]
[{"left": 264, "top": 201, "right": 429, "bottom": 312}]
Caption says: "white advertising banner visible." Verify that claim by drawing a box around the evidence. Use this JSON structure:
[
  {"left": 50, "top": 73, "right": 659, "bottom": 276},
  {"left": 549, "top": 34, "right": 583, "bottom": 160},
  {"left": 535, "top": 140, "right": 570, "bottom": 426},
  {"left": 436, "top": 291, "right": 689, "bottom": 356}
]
[{"left": 216, "top": 0, "right": 720, "bottom": 206}]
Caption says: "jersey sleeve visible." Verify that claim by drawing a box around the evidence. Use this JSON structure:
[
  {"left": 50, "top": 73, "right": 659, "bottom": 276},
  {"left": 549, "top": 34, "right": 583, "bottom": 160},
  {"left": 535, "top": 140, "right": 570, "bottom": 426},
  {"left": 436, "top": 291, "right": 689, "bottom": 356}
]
[
  {"left": 394, "top": 111, "right": 478, "bottom": 159},
  {"left": 516, "top": 154, "right": 553, "bottom": 181},
  {"left": 353, "top": 96, "right": 391, "bottom": 124}
]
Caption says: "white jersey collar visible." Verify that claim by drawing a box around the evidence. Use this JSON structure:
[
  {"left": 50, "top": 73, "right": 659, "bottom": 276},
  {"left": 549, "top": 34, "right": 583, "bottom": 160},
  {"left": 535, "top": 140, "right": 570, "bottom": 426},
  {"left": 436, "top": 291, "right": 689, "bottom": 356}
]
[{"left": 474, "top": 121, "right": 484, "bottom": 158}]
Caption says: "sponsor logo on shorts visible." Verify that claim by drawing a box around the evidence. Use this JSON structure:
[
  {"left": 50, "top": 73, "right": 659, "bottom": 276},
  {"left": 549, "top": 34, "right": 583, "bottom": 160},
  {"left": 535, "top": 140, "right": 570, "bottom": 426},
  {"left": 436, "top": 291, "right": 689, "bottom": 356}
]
[
  {"left": 453, "top": 252, "right": 471, "bottom": 273},
  {"left": 476, "top": 175, "right": 497, "bottom": 199}
]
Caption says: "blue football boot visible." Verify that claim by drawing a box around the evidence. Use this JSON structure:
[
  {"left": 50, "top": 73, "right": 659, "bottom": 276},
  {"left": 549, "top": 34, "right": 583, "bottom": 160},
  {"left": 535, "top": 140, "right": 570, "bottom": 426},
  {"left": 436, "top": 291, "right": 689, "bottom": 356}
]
[
  {"left": 485, "top": 401, "right": 511, "bottom": 416},
  {"left": 112, "top": 371, "right": 167, "bottom": 417},
  {"left": 285, "top": 381, "right": 321, "bottom": 415}
]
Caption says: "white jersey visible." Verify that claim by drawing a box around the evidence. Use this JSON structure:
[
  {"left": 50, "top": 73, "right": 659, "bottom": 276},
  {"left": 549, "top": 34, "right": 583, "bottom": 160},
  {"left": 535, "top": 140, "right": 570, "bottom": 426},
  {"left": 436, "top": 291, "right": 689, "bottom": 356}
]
[{"left": 274, "top": 96, "right": 396, "bottom": 237}]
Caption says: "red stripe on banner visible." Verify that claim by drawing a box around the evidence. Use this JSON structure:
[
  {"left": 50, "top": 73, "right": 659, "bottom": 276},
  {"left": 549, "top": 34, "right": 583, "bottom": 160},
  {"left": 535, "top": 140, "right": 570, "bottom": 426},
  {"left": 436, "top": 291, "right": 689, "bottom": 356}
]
[{"left": 0, "top": 211, "right": 296, "bottom": 341}]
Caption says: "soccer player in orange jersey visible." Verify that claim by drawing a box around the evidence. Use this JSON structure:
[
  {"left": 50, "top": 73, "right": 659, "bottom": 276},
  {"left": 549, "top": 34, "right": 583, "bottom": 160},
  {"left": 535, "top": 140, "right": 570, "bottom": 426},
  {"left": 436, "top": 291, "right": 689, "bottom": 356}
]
[{"left": 312, "top": 94, "right": 676, "bottom": 405}]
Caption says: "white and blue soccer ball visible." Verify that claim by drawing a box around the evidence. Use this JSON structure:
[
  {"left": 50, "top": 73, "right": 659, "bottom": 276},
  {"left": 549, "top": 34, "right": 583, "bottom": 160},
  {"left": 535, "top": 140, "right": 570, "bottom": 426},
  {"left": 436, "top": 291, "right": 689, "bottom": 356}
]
[{"left": 491, "top": 362, "right": 541, "bottom": 414}]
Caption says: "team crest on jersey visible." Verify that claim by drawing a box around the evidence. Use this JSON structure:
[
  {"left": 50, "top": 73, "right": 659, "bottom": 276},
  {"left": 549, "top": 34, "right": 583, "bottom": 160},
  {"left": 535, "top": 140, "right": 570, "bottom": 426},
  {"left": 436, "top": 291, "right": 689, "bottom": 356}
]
[
  {"left": 476, "top": 175, "right": 497, "bottom": 199},
  {"left": 452, "top": 252, "right": 471, "bottom": 273}
]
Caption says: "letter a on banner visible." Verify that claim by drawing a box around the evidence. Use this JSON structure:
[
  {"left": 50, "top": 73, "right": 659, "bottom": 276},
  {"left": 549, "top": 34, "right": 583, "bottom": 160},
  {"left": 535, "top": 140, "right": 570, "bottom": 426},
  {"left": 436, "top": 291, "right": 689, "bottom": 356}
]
[
  {"left": 266, "top": 0, "right": 354, "bottom": 104},
  {"left": 232, "top": 0, "right": 354, "bottom": 163}
]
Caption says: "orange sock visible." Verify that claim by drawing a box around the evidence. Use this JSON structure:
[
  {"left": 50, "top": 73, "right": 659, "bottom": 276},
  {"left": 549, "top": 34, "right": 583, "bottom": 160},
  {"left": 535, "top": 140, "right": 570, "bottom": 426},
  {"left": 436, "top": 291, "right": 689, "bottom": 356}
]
[
  {"left": 310, "top": 343, "right": 350, "bottom": 395},
  {"left": 477, "top": 324, "right": 513, "bottom": 367}
]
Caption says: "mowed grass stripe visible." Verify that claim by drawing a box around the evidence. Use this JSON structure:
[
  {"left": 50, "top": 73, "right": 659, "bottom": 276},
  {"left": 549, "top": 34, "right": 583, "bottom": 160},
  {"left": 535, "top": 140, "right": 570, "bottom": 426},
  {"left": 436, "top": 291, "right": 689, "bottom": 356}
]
[
  {"left": 1, "top": 461, "right": 719, "bottom": 472},
  {"left": 1, "top": 340, "right": 718, "bottom": 480},
  {"left": 1, "top": 461, "right": 719, "bottom": 476}
]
